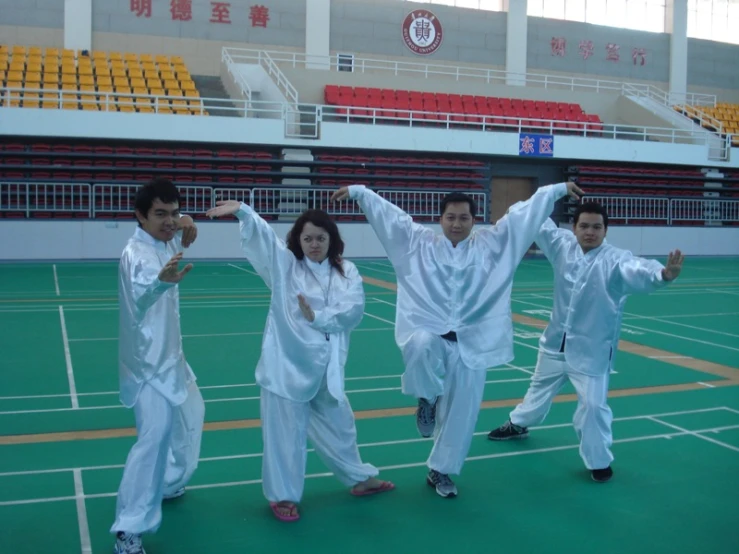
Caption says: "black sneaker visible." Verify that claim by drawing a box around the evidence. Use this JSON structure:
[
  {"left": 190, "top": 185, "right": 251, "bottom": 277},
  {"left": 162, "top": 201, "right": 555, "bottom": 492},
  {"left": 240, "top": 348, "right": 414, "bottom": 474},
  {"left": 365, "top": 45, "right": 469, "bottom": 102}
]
[
  {"left": 426, "top": 469, "right": 458, "bottom": 498},
  {"left": 591, "top": 467, "right": 613, "bottom": 482},
  {"left": 114, "top": 532, "right": 146, "bottom": 554},
  {"left": 487, "top": 419, "right": 529, "bottom": 440},
  {"left": 416, "top": 398, "right": 437, "bottom": 438}
]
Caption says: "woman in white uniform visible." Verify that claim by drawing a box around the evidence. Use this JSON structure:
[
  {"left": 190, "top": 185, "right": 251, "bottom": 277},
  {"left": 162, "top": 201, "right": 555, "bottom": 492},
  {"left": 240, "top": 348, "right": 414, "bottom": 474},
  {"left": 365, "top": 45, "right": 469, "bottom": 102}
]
[{"left": 206, "top": 200, "right": 394, "bottom": 522}]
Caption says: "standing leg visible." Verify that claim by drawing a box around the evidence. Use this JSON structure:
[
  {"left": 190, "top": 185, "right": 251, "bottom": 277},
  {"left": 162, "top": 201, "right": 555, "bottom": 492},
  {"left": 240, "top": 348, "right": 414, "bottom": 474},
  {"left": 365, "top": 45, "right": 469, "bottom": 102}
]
[
  {"left": 488, "top": 350, "right": 569, "bottom": 440},
  {"left": 307, "top": 378, "right": 392, "bottom": 496},
  {"left": 163, "top": 381, "right": 206, "bottom": 497},
  {"left": 111, "top": 385, "right": 174, "bottom": 539},
  {"left": 569, "top": 371, "right": 613, "bottom": 479},
  {"left": 260, "top": 387, "right": 310, "bottom": 520},
  {"left": 400, "top": 331, "right": 447, "bottom": 437},
  {"left": 426, "top": 341, "right": 486, "bottom": 498}
]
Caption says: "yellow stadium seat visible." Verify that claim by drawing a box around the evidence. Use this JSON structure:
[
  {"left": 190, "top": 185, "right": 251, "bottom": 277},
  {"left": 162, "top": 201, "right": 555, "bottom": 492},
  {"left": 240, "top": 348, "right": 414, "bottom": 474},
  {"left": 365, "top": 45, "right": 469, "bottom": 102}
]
[
  {"left": 140, "top": 54, "right": 154, "bottom": 63},
  {"left": 25, "top": 72, "right": 41, "bottom": 85},
  {"left": 79, "top": 75, "right": 95, "bottom": 87},
  {"left": 7, "top": 70, "right": 23, "bottom": 82},
  {"left": 111, "top": 67, "right": 127, "bottom": 78},
  {"left": 11, "top": 45, "right": 25, "bottom": 55},
  {"left": 146, "top": 78, "right": 163, "bottom": 90},
  {"left": 124, "top": 52, "right": 138, "bottom": 63},
  {"left": 149, "top": 87, "right": 164, "bottom": 97},
  {"left": 113, "top": 77, "right": 130, "bottom": 88},
  {"left": 160, "top": 70, "right": 175, "bottom": 81},
  {"left": 8, "top": 62, "right": 24, "bottom": 73},
  {"left": 61, "top": 74, "right": 77, "bottom": 85},
  {"left": 97, "top": 77, "right": 113, "bottom": 88},
  {"left": 128, "top": 69, "right": 144, "bottom": 80},
  {"left": 109, "top": 52, "right": 123, "bottom": 62},
  {"left": 79, "top": 84, "right": 96, "bottom": 93},
  {"left": 28, "top": 46, "right": 42, "bottom": 56}
]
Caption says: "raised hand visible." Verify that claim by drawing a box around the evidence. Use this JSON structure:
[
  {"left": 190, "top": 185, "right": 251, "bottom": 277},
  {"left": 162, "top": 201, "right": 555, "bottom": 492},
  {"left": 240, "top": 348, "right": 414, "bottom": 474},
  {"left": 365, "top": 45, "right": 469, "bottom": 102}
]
[
  {"left": 158, "top": 253, "right": 193, "bottom": 283},
  {"left": 330, "top": 187, "right": 350, "bottom": 202},
  {"left": 661, "top": 249, "right": 684, "bottom": 281},
  {"left": 206, "top": 200, "right": 241, "bottom": 219},
  {"left": 178, "top": 215, "right": 198, "bottom": 247},
  {"left": 566, "top": 181, "right": 585, "bottom": 201},
  {"left": 297, "top": 294, "right": 315, "bottom": 322}
]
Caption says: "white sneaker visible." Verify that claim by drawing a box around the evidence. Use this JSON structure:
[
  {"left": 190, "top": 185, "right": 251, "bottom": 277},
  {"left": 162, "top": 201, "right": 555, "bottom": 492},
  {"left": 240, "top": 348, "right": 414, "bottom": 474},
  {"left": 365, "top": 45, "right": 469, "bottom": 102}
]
[
  {"left": 114, "top": 532, "right": 146, "bottom": 554},
  {"left": 163, "top": 487, "right": 186, "bottom": 500}
]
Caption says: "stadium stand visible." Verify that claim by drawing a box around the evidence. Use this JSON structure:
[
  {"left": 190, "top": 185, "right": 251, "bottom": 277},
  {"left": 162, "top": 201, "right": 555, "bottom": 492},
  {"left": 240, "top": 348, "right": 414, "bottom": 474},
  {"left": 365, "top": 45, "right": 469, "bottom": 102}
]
[
  {"left": 0, "top": 44, "right": 206, "bottom": 115},
  {"left": 323, "top": 84, "right": 604, "bottom": 134}
]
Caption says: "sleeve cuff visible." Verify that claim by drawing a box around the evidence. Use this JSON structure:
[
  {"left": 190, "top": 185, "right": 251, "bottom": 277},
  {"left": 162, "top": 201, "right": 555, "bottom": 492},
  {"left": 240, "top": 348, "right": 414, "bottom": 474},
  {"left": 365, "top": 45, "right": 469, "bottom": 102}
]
[
  {"left": 348, "top": 185, "right": 366, "bottom": 200},
  {"left": 309, "top": 309, "right": 329, "bottom": 330},
  {"left": 236, "top": 202, "right": 253, "bottom": 221}
]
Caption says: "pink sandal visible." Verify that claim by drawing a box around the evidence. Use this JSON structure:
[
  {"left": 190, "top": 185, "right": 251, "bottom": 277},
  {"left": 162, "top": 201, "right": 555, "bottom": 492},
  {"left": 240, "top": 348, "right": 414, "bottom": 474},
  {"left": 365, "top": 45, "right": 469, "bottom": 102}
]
[
  {"left": 350, "top": 480, "right": 396, "bottom": 497},
  {"left": 269, "top": 501, "right": 300, "bottom": 522}
]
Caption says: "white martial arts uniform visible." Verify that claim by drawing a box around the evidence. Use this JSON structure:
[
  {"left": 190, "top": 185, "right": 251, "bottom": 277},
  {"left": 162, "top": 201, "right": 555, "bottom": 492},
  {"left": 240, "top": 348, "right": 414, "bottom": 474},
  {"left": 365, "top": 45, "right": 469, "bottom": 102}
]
[
  {"left": 509, "top": 218, "right": 669, "bottom": 470},
  {"left": 235, "top": 203, "right": 378, "bottom": 503},
  {"left": 111, "top": 226, "right": 205, "bottom": 535},
  {"left": 349, "top": 182, "right": 569, "bottom": 475}
]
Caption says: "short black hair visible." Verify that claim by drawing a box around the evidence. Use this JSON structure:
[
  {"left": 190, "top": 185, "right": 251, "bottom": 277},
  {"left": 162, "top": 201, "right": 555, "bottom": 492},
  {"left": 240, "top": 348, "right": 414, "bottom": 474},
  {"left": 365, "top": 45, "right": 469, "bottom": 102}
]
[
  {"left": 134, "top": 178, "right": 181, "bottom": 225},
  {"left": 440, "top": 192, "right": 477, "bottom": 218},
  {"left": 574, "top": 202, "right": 609, "bottom": 228},
  {"left": 286, "top": 209, "right": 346, "bottom": 277}
]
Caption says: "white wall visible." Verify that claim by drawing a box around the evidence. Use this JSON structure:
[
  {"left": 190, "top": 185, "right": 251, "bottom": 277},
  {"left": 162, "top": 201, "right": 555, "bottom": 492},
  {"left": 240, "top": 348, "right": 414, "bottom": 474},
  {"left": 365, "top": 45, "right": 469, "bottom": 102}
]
[
  {"left": 1, "top": 108, "right": 737, "bottom": 169},
  {"left": 2, "top": 220, "right": 737, "bottom": 261}
]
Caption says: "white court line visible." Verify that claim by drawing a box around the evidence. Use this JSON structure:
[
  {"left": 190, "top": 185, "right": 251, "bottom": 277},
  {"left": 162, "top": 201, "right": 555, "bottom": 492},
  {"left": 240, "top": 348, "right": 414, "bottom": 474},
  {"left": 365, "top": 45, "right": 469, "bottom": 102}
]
[
  {"left": 505, "top": 363, "right": 534, "bottom": 375},
  {"left": 0, "top": 375, "right": 534, "bottom": 415},
  {"left": 649, "top": 355, "right": 690, "bottom": 359},
  {"left": 615, "top": 311, "right": 739, "bottom": 339},
  {"left": 514, "top": 296, "right": 739, "bottom": 353},
  {"left": 648, "top": 416, "right": 739, "bottom": 452},
  {"left": 73, "top": 469, "right": 92, "bottom": 554},
  {"left": 0, "top": 407, "right": 733, "bottom": 479},
  {"left": 354, "top": 263, "right": 397, "bottom": 277},
  {"left": 697, "top": 382, "right": 716, "bottom": 388},
  {"left": 52, "top": 264, "right": 60, "bottom": 296},
  {"left": 623, "top": 312, "right": 739, "bottom": 320},
  {"left": 0, "top": 364, "right": 532, "bottom": 403},
  {"left": 707, "top": 289, "right": 739, "bottom": 297},
  {"left": 228, "top": 263, "right": 259, "bottom": 277},
  {"left": 3, "top": 421, "right": 738, "bottom": 506},
  {"left": 363, "top": 311, "right": 394, "bottom": 325},
  {"left": 58, "top": 306, "right": 79, "bottom": 409},
  {"left": 372, "top": 298, "right": 396, "bottom": 307}
]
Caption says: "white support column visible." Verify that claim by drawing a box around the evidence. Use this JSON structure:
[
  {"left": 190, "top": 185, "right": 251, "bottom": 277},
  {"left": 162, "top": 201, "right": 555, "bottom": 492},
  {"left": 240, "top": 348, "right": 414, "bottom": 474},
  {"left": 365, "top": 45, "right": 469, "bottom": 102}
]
[
  {"left": 306, "top": 0, "right": 331, "bottom": 70},
  {"left": 64, "top": 0, "right": 92, "bottom": 52},
  {"left": 666, "top": 0, "right": 688, "bottom": 105},
  {"left": 504, "top": 0, "right": 528, "bottom": 86}
]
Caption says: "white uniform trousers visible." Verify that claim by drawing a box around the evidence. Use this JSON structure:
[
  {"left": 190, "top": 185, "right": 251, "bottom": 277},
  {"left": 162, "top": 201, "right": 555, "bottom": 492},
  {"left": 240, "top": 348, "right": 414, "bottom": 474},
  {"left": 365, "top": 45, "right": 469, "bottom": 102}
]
[
  {"left": 111, "top": 380, "right": 205, "bottom": 535},
  {"left": 260, "top": 376, "right": 378, "bottom": 504},
  {"left": 509, "top": 350, "right": 614, "bottom": 470},
  {"left": 400, "top": 330, "right": 487, "bottom": 476}
]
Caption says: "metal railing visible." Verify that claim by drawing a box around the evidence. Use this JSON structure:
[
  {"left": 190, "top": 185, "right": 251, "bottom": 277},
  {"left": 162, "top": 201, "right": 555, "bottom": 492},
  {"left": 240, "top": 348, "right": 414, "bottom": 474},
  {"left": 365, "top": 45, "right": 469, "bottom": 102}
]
[
  {"left": 3, "top": 183, "right": 737, "bottom": 225},
  {"left": 222, "top": 47, "right": 718, "bottom": 108},
  {"left": 0, "top": 182, "right": 91, "bottom": 217},
  {"left": 1, "top": 87, "right": 733, "bottom": 152},
  {"left": 588, "top": 195, "right": 739, "bottom": 224}
]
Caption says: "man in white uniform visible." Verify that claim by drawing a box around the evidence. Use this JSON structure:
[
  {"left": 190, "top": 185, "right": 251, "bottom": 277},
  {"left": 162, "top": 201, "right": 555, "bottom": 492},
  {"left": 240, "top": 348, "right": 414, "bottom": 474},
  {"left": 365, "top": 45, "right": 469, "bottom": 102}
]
[
  {"left": 331, "top": 181, "right": 584, "bottom": 497},
  {"left": 112, "top": 179, "right": 205, "bottom": 554},
  {"left": 488, "top": 202, "right": 684, "bottom": 482}
]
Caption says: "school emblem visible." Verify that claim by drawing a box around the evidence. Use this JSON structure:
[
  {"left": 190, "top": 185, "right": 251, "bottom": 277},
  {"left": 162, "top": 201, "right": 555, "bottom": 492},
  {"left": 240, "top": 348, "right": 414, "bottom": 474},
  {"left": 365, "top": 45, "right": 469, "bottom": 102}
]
[{"left": 402, "top": 10, "right": 443, "bottom": 55}]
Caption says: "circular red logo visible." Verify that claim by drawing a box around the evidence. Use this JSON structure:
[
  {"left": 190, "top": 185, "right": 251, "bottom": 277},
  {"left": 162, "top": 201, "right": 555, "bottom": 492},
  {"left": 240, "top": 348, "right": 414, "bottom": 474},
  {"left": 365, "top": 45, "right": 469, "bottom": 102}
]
[{"left": 402, "top": 10, "right": 443, "bottom": 56}]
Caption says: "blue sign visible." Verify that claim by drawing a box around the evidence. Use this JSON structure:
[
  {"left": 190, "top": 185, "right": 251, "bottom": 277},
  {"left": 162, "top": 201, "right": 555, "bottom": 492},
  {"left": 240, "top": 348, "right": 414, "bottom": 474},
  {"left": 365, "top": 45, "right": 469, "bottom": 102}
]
[{"left": 518, "top": 134, "right": 554, "bottom": 157}]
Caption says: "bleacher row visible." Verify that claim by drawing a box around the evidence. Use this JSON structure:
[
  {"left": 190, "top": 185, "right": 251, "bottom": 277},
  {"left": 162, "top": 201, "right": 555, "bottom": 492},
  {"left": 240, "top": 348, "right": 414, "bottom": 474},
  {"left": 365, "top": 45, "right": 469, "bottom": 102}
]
[
  {"left": 567, "top": 165, "right": 739, "bottom": 198},
  {"left": 324, "top": 85, "right": 605, "bottom": 134},
  {"left": 0, "top": 142, "right": 489, "bottom": 191},
  {"left": 674, "top": 102, "right": 739, "bottom": 146},
  {"left": 0, "top": 44, "right": 206, "bottom": 115}
]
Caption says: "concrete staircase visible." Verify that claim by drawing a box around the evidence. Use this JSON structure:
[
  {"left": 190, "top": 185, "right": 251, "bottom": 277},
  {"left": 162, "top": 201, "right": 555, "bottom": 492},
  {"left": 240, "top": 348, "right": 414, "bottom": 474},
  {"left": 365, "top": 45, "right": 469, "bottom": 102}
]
[{"left": 192, "top": 75, "right": 238, "bottom": 117}]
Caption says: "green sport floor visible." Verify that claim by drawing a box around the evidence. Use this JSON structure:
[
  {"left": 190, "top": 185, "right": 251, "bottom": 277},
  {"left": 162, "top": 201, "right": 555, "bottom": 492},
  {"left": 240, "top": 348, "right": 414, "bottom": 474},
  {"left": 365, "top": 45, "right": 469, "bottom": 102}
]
[{"left": 0, "top": 257, "right": 738, "bottom": 554}]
